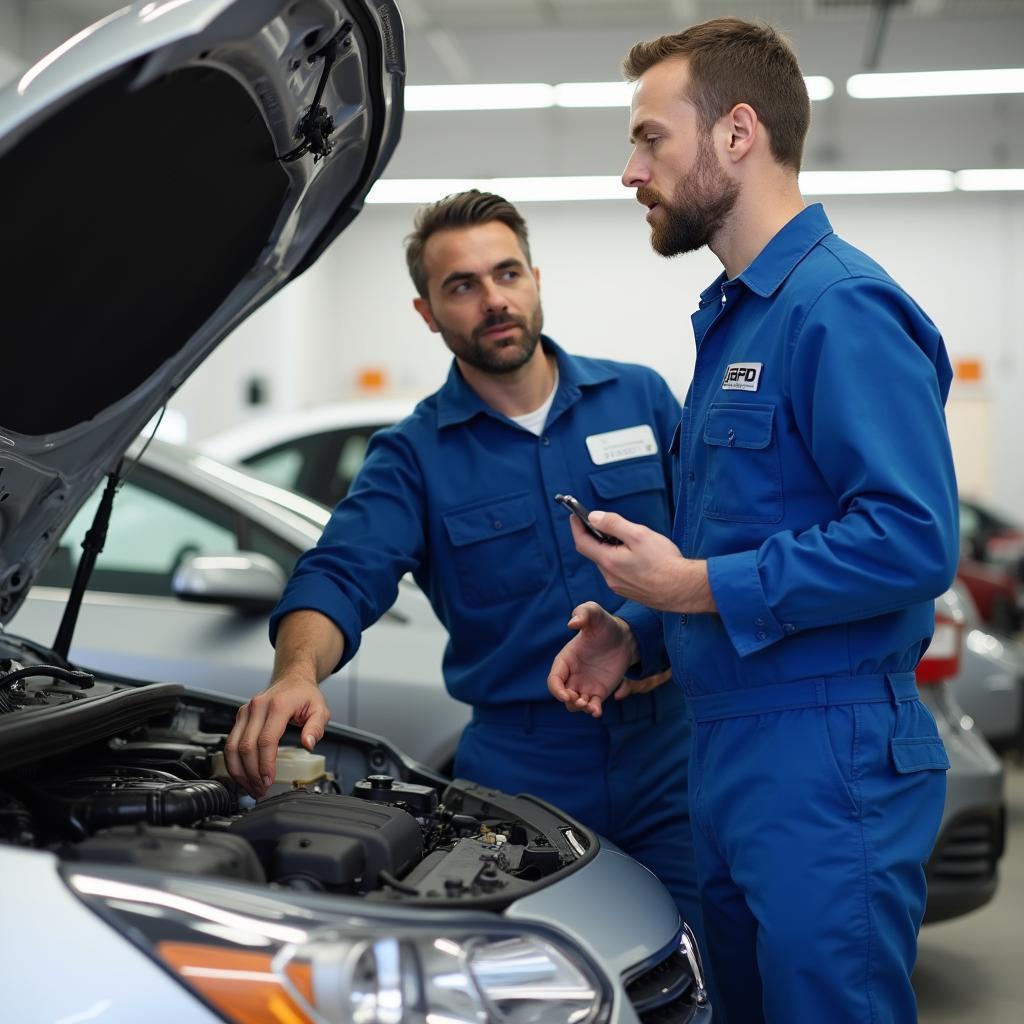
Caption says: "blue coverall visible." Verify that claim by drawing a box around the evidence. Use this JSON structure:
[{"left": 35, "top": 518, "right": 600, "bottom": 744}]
[
  {"left": 620, "top": 205, "right": 959, "bottom": 1023},
  {"left": 272, "top": 337, "right": 699, "bottom": 924}
]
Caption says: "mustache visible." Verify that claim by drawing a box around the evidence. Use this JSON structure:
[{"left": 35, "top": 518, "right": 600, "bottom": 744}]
[
  {"left": 636, "top": 186, "right": 665, "bottom": 208},
  {"left": 473, "top": 312, "right": 527, "bottom": 341}
]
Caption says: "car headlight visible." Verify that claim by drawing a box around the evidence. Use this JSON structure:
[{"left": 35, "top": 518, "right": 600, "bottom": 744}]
[{"left": 65, "top": 868, "right": 611, "bottom": 1024}]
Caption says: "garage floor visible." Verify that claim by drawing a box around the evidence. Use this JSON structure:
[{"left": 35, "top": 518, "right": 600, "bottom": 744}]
[{"left": 915, "top": 757, "right": 1023, "bottom": 1022}]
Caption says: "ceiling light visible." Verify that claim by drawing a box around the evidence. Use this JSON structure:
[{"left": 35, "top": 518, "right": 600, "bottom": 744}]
[
  {"left": 404, "top": 84, "right": 555, "bottom": 111},
  {"left": 365, "top": 168, "right": 1024, "bottom": 203},
  {"left": 405, "top": 77, "right": 834, "bottom": 112},
  {"left": 798, "top": 170, "right": 955, "bottom": 194},
  {"left": 847, "top": 68, "right": 1024, "bottom": 98},
  {"left": 955, "top": 168, "right": 1024, "bottom": 191}
]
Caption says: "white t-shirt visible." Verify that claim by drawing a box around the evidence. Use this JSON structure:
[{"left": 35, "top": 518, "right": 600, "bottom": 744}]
[{"left": 509, "top": 368, "right": 559, "bottom": 436}]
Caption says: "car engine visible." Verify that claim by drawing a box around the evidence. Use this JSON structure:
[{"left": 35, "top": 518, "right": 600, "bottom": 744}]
[{"left": 0, "top": 657, "right": 593, "bottom": 907}]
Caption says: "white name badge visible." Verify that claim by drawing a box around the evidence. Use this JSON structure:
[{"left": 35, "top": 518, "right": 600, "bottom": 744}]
[
  {"left": 585, "top": 424, "right": 658, "bottom": 465},
  {"left": 722, "top": 362, "right": 763, "bottom": 391}
]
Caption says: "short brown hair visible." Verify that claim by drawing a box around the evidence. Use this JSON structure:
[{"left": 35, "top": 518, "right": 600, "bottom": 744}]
[
  {"left": 405, "top": 189, "right": 532, "bottom": 297},
  {"left": 623, "top": 17, "right": 810, "bottom": 171}
]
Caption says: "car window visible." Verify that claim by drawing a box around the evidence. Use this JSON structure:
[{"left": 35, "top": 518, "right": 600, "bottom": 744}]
[
  {"left": 243, "top": 521, "right": 302, "bottom": 577},
  {"left": 36, "top": 468, "right": 238, "bottom": 597},
  {"left": 243, "top": 446, "right": 304, "bottom": 491},
  {"left": 242, "top": 425, "right": 390, "bottom": 507}
]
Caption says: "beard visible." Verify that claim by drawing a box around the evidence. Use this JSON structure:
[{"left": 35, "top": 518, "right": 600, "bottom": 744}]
[
  {"left": 435, "top": 302, "right": 544, "bottom": 375},
  {"left": 638, "top": 132, "right": 740, "bottom": 258}
]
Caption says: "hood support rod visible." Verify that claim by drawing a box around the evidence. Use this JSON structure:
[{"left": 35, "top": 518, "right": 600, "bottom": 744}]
[{"left": 53, "top": 466, "right": 121, "bottom": 660}]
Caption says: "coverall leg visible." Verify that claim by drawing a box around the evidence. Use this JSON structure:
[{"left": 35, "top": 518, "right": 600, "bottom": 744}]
[{"left": 688, "top": 673, "right": 948, "bottom": 1024}]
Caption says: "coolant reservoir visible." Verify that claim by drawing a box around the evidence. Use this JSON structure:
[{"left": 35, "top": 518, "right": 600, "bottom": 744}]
[{"left": 211, "top": 746, "right": 335, "bottom": 797}]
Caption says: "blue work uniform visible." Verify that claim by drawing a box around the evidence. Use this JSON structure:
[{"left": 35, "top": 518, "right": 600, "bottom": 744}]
[
  {"left": 620, "top": 205, "right": 958, "bottom": 1024},
  {"left": 272, "top": 337, "right": 698, "bottom": 924}
]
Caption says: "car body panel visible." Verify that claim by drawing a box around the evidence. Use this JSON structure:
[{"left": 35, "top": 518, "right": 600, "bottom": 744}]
[
  {"left": 13, "top": 441, "right": 466, "bottom": 771},
  {"left": 0, "top": 0, "right": 404, "bottom": 622}
]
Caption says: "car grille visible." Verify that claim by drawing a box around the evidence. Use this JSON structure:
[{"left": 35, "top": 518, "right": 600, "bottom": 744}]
[
  {"left": 927, "top": 808, "right": 1005, "bottom": 883},
  {"left": 625, "top": 948, "right": 703, "bottom": 1024}
]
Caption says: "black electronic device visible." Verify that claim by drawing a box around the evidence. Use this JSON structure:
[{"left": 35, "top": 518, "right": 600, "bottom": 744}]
[{"left": 553, "top": 493, "right": 623, "bottom": 545}]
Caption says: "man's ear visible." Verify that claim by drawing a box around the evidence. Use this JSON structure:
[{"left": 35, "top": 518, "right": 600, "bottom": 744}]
[
  {"left": 413, "top": 295, "right": 440, "bottom": 333},
  {"left": 722, "top": 102, "right": 757, "bottom": 164},
  {"left": 532, "top": 265, "right": 541, "bottom": 290}
]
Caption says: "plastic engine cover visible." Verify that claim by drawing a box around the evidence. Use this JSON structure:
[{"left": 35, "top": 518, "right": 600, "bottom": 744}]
[{"left": 227, "top": 791, "right": 422, "bottom": 889}]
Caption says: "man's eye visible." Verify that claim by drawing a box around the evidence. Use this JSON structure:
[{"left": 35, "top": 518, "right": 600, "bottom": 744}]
[
  {"left": 646, "top": 136, "right": 661, "bottom": 147},
  {"left": 500, "top": 270, "right": 519, "bottom": 281},
  {"left": 452, "top": 281, "right": 472, "bottom": 294}
]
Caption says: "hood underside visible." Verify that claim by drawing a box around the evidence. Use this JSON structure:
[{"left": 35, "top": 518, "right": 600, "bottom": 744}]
[{"left": 0, "top": 0, "right": 405, "bottom": 623}]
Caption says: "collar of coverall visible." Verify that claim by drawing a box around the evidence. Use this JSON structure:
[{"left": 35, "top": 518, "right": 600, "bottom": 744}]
[
  {"left": 435, "top": 334, "right": 619, "bottom": 430},
  {"left": 698, "top": 201, "right": 835, "bottom": 306}
]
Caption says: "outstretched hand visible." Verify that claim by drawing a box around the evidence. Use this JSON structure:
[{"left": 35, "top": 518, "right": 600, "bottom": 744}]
[
  {"left": 224, "top": 676, "right": 331, "bottom": 798},
  {"left": 547, "top": 602, "right": 638, "bottom": 718}
]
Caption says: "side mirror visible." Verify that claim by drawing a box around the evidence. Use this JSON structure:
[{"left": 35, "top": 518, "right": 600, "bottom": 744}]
[{"left": 172, "top": 552, "right": 286, "bottom": 613}]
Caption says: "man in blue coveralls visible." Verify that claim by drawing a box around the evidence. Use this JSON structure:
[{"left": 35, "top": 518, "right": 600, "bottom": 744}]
[
  {"left": 224, "top": 190, "right": 699, "bottom": 923},
  {"left": 548, "top": 18, "right": 959, "bottom": 1024}
]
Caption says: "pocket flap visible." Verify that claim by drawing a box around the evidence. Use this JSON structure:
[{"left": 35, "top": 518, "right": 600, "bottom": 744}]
[
  {"left": 703, "top": 404, "right": 774, "bottom": 450},
  {"left": 590, "top": 461, "right": 667, "bottom": 500},
  {"left": 891, "top": 736, "right": 951, "bottom": 774},
  {"left": 443, "top": 494, "right": 536, "bottom": 547}
]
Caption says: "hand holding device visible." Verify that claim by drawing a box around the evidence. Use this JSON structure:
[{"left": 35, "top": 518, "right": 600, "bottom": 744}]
[{"left": 554, "top": 493, "right": 623, "bottom": 545}]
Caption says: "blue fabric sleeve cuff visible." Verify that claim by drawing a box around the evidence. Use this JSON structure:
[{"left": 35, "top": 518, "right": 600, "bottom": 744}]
[
  {"left": 269, "top": 576, "right": 364, "bottom": 673},
  {"left": 707, "top": 550, "right": 786, "bottom": 658},
  {"left": 615, "top": 599, "right": 669, "bottom": 678}
]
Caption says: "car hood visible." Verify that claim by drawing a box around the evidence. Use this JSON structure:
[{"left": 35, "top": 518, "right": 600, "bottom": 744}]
[{"left": 0, "top": 0, "right": 404, "bottom": 625}]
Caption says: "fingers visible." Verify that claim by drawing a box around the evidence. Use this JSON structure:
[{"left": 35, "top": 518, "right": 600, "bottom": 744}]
[
  {"left": 224, "top": 685, "right": 329, "bottom": 798},
  {"left": 547, "top": 652, "right": 576, "bottom": 704},
  {"left": 586, "top": 510, "right": 637, "bottom": 544},
  {"left": 567, "top": 600, "right": 603, "bottom": 631}
]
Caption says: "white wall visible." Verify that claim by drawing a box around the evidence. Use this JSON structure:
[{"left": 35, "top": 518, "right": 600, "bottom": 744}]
[{"left": 173, "top": 192, "right": 1024, "bottom": 517}]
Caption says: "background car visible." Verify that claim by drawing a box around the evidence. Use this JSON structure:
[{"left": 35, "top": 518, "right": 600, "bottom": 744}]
[
  {"left": 918, "top": 588, "right": 1007, "bottom": 922},
  {"left": 202, "top": 399, "right": 415, "bottom": 507},
  {"left": 16, "top": 439, "right": 466, "bottom": 772},
  {"left": 960, "top": 498, "right": 1024, "bottom": 579}
]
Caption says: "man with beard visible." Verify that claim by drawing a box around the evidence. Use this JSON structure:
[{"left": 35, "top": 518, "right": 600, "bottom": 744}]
[
  {"left": 547, "top": 18, "right": 958, "bottom": 1024},
  {"left": 225, "top": 190, "right": 698, "bottom": 926}
]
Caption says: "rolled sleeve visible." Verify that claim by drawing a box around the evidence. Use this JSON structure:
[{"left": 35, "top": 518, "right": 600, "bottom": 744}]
[
  {"left": 707, "top": 549, "right": 785, "bottom": 657},
  {"left": 269, "top": 576, "right": 364, "bottom": 673}
]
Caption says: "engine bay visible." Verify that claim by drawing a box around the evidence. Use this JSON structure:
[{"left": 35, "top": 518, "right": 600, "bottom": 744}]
[{"left": 0, "top": 652, "right": 594, "bottom": 908}]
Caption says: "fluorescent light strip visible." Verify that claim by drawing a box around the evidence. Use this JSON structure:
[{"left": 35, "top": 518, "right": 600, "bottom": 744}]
[
  {"left": 955, "top": 168, "right": 1024, "bottom": 191},
  {"left": 848, "top": 68, "right": 1024, "bottom": 98},
  {"left": 799, "top": 170, "right": 955, "bottom": 194},
  {"left": 367, "top": 169, "right": 1023, "bottom": 204},
  {"left": 405, "top": 76, "right": 833, "bottom": 111}
]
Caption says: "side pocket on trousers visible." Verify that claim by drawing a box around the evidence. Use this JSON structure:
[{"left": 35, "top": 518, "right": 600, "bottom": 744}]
[{"left": 890, "top": 736, "right": 951, "bottom": 774}]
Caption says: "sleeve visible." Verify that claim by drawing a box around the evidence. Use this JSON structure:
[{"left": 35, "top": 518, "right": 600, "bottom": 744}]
[
  {"left": 269, "top": 426, "right": 427, "bottom": 670},
  {"left": 707, "top": 276, "right": 959, "bottom": 657}
]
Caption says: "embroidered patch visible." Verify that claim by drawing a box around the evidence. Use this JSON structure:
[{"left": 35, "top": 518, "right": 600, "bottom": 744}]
[
  {"left": 721, "top": 362, "right": 763, "bottom": 392},
  {"left": 585, "top": 424, "right": 658, "bottom": 465}
]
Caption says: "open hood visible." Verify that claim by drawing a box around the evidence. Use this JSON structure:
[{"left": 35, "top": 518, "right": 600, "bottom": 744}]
[{"left": 0, "top": 0, "right": 404, "bottom": 624}]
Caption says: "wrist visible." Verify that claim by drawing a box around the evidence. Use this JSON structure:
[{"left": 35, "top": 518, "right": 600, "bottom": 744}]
[
  {"left": 668, "top": 558, "right": 715, "bottom": 614},
  {"left": 611, "top": 615, "right": 639, "bottom": 667}
]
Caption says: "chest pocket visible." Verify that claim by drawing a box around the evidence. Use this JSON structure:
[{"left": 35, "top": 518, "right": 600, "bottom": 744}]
[
  {"left": 442, "top": 492, "right": 547, "bottom": 606},
  {"left": 702, "top": 404, "right": 783, "bottom": 524},
  {"left": 589, "top": 460, "right": 670, "bottom": 533}
]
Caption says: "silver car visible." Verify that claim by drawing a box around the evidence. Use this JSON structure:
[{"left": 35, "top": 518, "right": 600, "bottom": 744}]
[
  {"left": 0, "top": 4, "right": 709, "bottom": 1023},
  {"left": 919, "top": 588, "right": 1006, "bottom": 923},
  {"left": 15, "top": 438, "right": 468, "bottom": 772}
]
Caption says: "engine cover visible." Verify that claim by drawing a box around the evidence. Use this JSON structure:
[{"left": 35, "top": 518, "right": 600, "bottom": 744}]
[{"left": 227, "top": 791, "right": 422, "bottom": 890}]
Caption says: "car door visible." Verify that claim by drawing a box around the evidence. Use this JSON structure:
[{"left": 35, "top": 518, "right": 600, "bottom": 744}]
[{"left": 15, "top": 465, "right": 354, "bottom": 707}]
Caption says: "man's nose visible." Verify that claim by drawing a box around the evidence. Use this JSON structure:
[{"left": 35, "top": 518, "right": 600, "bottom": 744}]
[
  {"left": 622, "top": 149, "right": 648, "bottom": 189},
  {"left": 481, "top": 278, "right": 507, "bottom": 310}
]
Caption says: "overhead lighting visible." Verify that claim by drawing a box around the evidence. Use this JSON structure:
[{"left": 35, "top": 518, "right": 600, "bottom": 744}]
[
  {"left": 955, "top": 168, "right": 1024, "bottom": 191},
  {"left": 367, "top": 177, "right": 626, "bottom": 204},
  {"left": 405, "top": 76, "right": 834, "bottom": 111},
  {"left": 798, "top": 170, "right": 955, "bottom": 194},
  {"left": 366, "top": 168, "right": 1024, "bottom": 204},
  {"left": 405, "top": 83, "right": 555, "bottom": 111},
  {"left": 847, "top": 68, "right": 1024, "bottom": 98}
]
